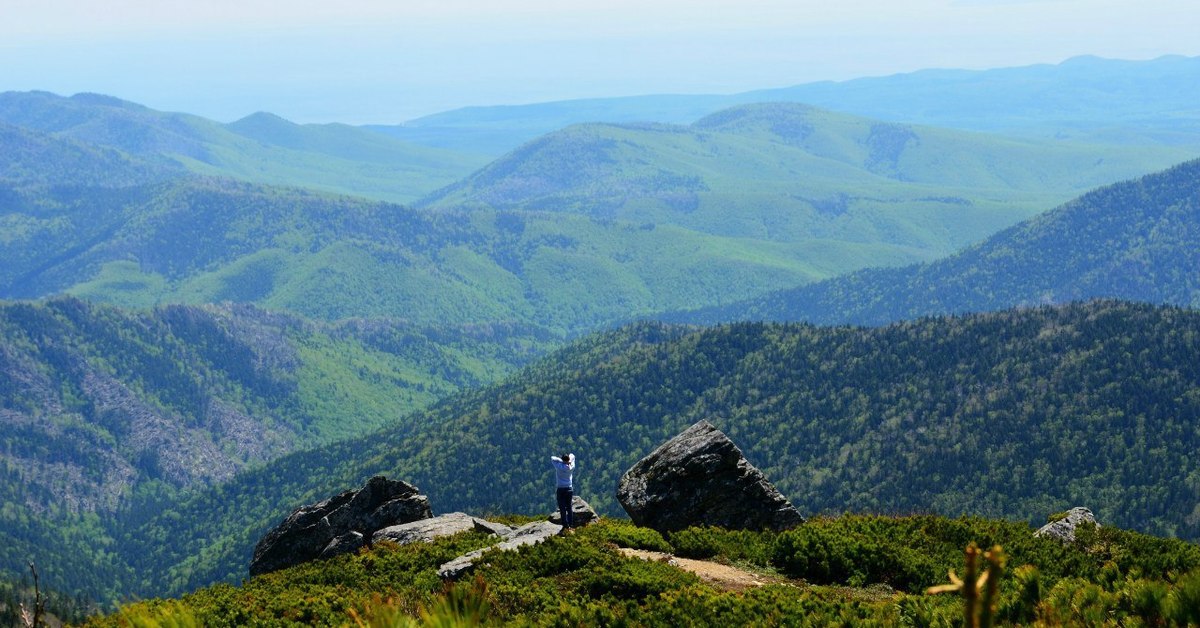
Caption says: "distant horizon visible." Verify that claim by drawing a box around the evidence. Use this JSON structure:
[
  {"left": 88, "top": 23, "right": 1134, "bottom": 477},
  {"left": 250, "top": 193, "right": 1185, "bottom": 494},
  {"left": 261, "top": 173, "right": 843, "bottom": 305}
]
[
  {"left": 4, "top": 52, "right": 1195, "bottom": 127},
  {"left": 4, "top": 0, "right": 1197, "bottom": 124}
]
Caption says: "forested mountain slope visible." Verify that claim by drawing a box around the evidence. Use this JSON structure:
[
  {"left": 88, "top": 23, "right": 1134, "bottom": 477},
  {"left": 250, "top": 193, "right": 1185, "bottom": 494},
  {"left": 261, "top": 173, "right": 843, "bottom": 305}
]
[
  {"left": 0, "top": 91, "right": 484, "bottom": 203},
  {"left": 0, "top": 122, "right": 170, "bottom": 188},
  {"left": 422, "top": 102, "right": 1192, "bottom": 256},
  {"left": 111, "top": 301, "right": 1200, "bottom": 600},
  {"left": 0, "top": 297, "right": 554, "bottom": 600},
  {"left": 670, "top": 157, "right": 1200, "bottom": 326},
  {"left": 0, "top": 176, "right": 914, "bottom": 333}
]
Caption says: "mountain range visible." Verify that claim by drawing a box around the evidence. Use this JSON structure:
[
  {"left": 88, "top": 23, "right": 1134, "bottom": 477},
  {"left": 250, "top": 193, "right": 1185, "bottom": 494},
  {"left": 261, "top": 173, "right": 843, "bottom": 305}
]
[
  {"left": 372, "top": 54, "right": 1200, "bottom": 156},
  {"left": 1, "top": 95, "right": 1191, "bottom": 336},
  {"left": 3, "top": 55, "right": 1200, "bottom": 614},
  {"left": 422, "top": 101, "right": 1192, "bottom": 255},
  {"left": 0, "top": 92, "right": 486, "bottom": 204}
]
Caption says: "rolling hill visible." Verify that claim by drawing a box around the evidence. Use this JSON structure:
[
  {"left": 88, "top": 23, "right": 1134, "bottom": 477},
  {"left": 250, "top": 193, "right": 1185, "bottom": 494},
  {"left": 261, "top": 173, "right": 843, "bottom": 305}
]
[
  {"left": 0, "top": 91, "right": 486, "bottom": 203},
  {"left": 667, "top": 157, "right": 1200, "bottom": 326},
  {"left": 0, "top": 176, "right": 924, "bottom": 333},
  {"left": 422, "top": 102, "right": 1193, "bottom": 258}
]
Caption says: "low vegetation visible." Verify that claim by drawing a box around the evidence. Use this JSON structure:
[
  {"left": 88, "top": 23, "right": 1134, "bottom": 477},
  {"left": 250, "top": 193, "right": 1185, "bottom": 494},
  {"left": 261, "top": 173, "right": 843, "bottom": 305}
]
[{"left": 90, "top": 515, "right": 1200, "bottom": 626}]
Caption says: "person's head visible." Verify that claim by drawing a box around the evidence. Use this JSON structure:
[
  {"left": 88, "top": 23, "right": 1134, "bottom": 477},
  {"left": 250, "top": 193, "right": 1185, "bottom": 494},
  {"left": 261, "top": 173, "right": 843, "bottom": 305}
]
[{"left": 560, "top": 452, "right": 569, "bottom": 462}]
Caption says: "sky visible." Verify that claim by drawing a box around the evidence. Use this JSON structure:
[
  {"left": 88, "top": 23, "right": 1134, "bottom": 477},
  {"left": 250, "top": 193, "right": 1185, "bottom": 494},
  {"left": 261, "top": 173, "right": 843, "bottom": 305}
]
[{"left": 1, "top": 0, "right": 1197, "bottom": 124}]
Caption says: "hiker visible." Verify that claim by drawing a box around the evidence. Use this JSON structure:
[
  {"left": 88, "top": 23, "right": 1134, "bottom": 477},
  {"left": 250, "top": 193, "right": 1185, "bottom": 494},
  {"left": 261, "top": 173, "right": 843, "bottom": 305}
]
[{"left": 550, "top": 452, "right": 576, "bottom": 528}]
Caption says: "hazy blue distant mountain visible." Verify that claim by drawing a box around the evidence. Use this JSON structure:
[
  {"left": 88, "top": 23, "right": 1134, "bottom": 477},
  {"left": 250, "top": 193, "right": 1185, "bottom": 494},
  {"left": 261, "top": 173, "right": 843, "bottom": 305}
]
[
  {"left": 422, "top": 102, "right": 1194, "bottom": 257},
  {"left": 667, "top": 158, "right": 1200, "bottom": 326},
  {"left": 372, "top": 55, "right": 1200, "bottom": 156},
  {"left": 0, "top": 91, "right": 486, "bottom": 202},
  {"left": 365, "top": 93, "right": 738, "bottom": 155}
]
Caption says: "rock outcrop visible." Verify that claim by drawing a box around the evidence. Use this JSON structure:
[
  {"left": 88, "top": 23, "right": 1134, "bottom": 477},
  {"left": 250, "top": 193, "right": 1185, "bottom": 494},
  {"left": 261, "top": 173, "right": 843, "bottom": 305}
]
[
  {"left": 438, "top": 521, "right": 564, "bottom": 580},
  {"left": 1035, "top": 507, "right": 1100, "bottom": 543},
  {"left": 548, "top": 495, "right": 599, "bottom": 527},
  {"left": 616, "top": 420, "right": 804, "bottom": 533},
  {"left": 250, "top": 476, "right": 432, "bottom": 576},
  {"left": 373, "top": 512, "right": 514, "bottom": 545}
]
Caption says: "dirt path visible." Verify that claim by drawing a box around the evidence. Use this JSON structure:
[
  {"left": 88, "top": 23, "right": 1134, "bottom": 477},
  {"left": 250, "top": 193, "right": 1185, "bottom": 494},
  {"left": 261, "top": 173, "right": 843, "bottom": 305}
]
[{"left": 617, "top": 548, "right": 785, "bottom": 592}]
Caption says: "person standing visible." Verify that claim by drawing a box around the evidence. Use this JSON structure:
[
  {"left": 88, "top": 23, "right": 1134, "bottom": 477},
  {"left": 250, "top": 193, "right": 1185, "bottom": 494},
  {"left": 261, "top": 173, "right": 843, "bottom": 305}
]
[{"left": 550, "top": 452, "right": 576, "bottom": 528}]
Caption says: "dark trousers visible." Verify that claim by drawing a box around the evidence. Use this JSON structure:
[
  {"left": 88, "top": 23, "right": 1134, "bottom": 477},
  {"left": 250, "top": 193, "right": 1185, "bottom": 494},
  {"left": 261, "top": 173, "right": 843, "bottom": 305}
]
[{"left": 556, "top": 487, "right": 574, "bottom": 528}]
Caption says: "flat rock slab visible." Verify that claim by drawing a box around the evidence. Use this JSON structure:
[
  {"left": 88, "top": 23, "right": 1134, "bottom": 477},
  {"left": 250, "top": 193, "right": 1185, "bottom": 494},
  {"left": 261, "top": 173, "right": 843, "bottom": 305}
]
[
  {"left": 616, "top": 420, "right": 804, "bottom": 533},
  {"left": 373, "top": 512, "right": 514, "bottom": 545},
  {"left": 438, "top": 521, "right": 563, "bottom": 580}
]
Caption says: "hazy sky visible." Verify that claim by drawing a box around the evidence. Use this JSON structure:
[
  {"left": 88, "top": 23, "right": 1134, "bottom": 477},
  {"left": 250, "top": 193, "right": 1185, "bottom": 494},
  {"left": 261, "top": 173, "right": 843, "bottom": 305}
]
[{"left": 2, "top": 0, "right": 1196, "bottom": 123}]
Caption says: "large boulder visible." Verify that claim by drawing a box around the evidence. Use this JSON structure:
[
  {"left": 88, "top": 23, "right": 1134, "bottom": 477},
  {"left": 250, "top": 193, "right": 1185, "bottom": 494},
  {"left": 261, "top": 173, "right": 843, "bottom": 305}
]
[
  {"left": 1035, "top": 507, "right": 1100, "bottom": 543},
  {"left": 250, "top": 476, "right": 432, "bottom": 576},
  {"left": 616, "top": 420, "right": 804, "bottom": 533}
]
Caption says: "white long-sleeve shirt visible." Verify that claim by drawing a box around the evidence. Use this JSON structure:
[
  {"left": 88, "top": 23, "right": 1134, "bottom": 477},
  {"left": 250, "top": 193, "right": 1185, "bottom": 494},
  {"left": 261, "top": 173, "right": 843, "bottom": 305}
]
[{"left": 551, "top": 454, "right": 575, "bottom": 489}]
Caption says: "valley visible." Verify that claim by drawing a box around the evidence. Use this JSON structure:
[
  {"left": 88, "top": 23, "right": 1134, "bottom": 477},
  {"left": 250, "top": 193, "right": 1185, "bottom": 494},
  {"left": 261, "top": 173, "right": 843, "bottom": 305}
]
[{"left": 1, "top": 53, "right": 1199, "bottom": 622}]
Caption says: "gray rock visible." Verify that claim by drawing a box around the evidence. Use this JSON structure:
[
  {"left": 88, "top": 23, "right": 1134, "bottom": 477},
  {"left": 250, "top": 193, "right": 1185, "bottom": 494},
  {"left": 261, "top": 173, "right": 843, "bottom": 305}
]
[
  {"left": 616, "top": 420, "right": 804, "bottom": 533},
  {"left": 439, "top": 521, "right": 564, "bottom": 580},
  {"left": 320, "top": 531, "right": 364, "bottom": 560},
  {"left": 548, "top": 495, "right": 599, "bottom": 527},
  {"left": 373, "top": 512, "right": 479, "bottom": 545},
  {"left": 250, "top": 476, "right": 432, "bottom": 576},
  {"left": 1035, "top": 507, "right": 1100, "bottom": 543},
  {"left": 472, "top": 518, "right": 515, "bottom": 537}
]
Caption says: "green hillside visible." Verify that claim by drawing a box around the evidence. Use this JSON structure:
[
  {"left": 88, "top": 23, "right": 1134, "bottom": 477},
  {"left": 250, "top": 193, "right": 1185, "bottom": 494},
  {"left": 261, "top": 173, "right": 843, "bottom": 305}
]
[
  {"left": 423, "top": 102, "right": 1193, "bottom": 257},
  {"left": 90, "top": 300, "right": 1200, "bottom": 601},
  {"left": 0, "top": 91, "right": 485, "bottom": 203},
  {"left": 0, "top": 297, "right": 555, "bottom": 601},
  {"left": 0, "top": 122, "right": 169, "bottom": 188},
  {"left": 0, "top": 176, "right": 919, "bottom": 333},
  {"left": 670, "top": 157, "right": 1200, "bottom": 327}
]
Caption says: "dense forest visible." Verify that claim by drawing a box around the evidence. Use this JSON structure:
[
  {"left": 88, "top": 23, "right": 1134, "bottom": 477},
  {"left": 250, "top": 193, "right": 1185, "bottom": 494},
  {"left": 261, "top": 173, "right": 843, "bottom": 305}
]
[
  {"left": 671, "top": 157, "right": 1200, "bottom": 326},
  {"left": 0, "top": 297, "right": 554, "bottom": 601},
  {"left": 70, "top": 300, "right": 1200, "bottom": 603}
]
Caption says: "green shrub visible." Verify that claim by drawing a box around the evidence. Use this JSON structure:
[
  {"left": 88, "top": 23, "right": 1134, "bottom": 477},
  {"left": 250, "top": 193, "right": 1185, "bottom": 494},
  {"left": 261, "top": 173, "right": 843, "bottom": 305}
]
[
  {"left": 772, "top": 525, "right": 938, "bottom": 591},
  {"left": 667, "top": 526, "right": 776, "bottom": 565},
  {"left": 1166, "top": 569, "right": 1200, "bottom": 625},
  {"left": 581, "top": 519, "right": 672, "bottom": 553}
]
